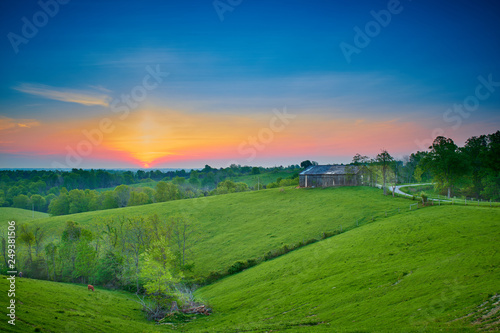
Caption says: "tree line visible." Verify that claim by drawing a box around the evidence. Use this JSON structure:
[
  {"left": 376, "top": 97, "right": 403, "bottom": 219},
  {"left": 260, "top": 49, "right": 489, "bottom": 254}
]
[
  {"left": 1, "top": 215, "right": 198, "bottom": 297},
  {"left": 350, "top": 131, "right": 499, "bottom": 200},
  {"left": 1, "top": 165, "right": 301, "bottom": 215}
]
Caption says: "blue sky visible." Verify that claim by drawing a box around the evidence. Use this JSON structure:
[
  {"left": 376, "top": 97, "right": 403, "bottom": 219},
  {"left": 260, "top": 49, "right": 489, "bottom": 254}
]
[{"left": 0, "top": 0, "right": 499, "bottom": 168}]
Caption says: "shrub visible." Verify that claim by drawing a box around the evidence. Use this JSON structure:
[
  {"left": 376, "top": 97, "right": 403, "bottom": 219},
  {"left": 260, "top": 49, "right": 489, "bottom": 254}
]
[
  {"left": 228, "top": 261, "right": 247, "bottom": 275},
  {"left": 420, "top": 191, "right": 428, "bottom": 204}
]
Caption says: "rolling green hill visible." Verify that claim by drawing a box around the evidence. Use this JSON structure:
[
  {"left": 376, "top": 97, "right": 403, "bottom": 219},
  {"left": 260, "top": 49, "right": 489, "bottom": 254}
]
[
  {"left": 0, "top": 276, "right": 156, "bottom": 332},
  {"left": 181, "top": 205, "right": 500, "bottom": 332},
  {"left": 230, "top": 170, "right": 295, "bottom": 187},
  {"left": 2, "top": 202, "right": 498, "bottom": 332},
  {"left": 0, "top": 207, "right": 49, "bottom": 223},
  {"left": 19, "top": 187, "right": 416, "bottom": 278}
]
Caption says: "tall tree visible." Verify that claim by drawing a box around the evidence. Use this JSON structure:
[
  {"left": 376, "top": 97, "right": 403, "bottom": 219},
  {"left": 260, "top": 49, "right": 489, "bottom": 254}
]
[
  {"left": 351, "top": 153, "right": 370, "bottom": 165},
  {"left": 124, "top": 217, "right": 153, "bottom": 293},
  {"left": 170, "top": 215, "right": 198, "bottom": 270},
  {"left": 461, "top": 135, "right": 488, "bottom": 198},
  {"left": 44, "top": 242, "right": 58, "bottom": 281},
  {"left": 19, "top": 224, "right": 35, "bottom": 266},
  {"left": 375, "top": 150, "right": 394, "bottom": 195},
  {"left": 424, "top": 136, "right": 464, "bottom": 198}
]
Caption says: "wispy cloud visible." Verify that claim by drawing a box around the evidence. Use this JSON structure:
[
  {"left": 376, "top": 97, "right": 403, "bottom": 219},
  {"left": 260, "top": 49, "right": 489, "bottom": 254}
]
[
  {"left": 14, "top": 83, "right": 111, "bottom": 107},
  {"left": 0, "top": 116, "right": 40, "bottom": 131}
]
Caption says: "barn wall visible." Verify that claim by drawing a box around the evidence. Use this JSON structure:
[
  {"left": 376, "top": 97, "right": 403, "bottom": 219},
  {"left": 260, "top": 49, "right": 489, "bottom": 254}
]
[{"left": 299, "top": 174, "right": 362, "bottom": 187}]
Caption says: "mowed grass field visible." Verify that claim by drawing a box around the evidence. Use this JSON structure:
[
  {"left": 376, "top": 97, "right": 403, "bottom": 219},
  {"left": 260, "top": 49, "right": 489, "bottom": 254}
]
[
  {"left": 0, "top": 207, "right": 49, "bottom": 224},
  {"left": 0, "top": 276, "right": 157, "bottom": 333},
  {"left": 182, "top": 205, "right": 500, "bottom": 332},
  {"left": 5, "top": 187, "right": 418, "bottom": 277}
]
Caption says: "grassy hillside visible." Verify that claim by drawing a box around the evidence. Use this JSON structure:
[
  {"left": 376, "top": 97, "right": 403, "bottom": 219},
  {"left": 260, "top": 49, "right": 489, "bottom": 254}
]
[
  {"left": 0, "top": 276, "right": 157, "bottom": 332},
  {"left": 0, "top": 207, "right": 49, "bottom": 223},
  {"left": 27, "top": 187, "right": 415, "bottom": 277},
  {"left": 180, "top": 205, "right": 500, "bottom": 332},
  {"left": 2, "top": 191, "right": 499, "bottom": 332},
  {"left": 230, "top": 170, "right": 296, "bottom": 187}
]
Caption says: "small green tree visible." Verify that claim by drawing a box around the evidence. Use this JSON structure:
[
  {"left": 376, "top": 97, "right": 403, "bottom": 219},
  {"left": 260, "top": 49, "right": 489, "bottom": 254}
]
[
  {"left": 128, "top": 191, "right": 151, "bottom": 206},
  {"left": 140, "top": 239, "right": 180, "bottom": 308},
  {"left": 30, "top": 194, "right": 46, "bottom": 211},
  {"left": 13, "top": 194, "right": 30, "bottom": 209},
  {"left": 115, "top": 185, "right": 131, "bottom": 207},
  {"left": 413, "top": 165, "right": 424, "bottom": 183},
  {"left": 420, "top": 191, "right": 428, "bottom": 205},
  {"left": 48, "top": 188, "right": 70, "bottom": 216},
  {"left": 155, "top": 181, "right": 180, "bottom": 202},
  {"left": 101, "top": 191, "right": 119, "bottom": 209},
  {"left": 172, "top": 177, "right": 186, "bottom": 186}
]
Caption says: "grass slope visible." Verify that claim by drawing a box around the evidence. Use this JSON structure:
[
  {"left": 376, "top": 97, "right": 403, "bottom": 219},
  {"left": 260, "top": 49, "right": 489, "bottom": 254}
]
[
  {"left": 181, "top": 205, "right": 500, "bottom": 332},
  {"left": 0, "top": 276, "right": 157, "bottom": 332},
  {"left": 27, "top": 187, "right": 415, "bottom": 277},
  {"left": 230, "top": 170, "right": 295, "bottom": 187},
  {"left": 0, "top": 207, "right": 49, "bottom": 224}
]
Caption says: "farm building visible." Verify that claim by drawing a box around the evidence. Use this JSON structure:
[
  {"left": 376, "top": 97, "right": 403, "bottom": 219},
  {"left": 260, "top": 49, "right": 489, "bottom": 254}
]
[{"left": 299, "top": 165, "right": 368, "bottom": 188}]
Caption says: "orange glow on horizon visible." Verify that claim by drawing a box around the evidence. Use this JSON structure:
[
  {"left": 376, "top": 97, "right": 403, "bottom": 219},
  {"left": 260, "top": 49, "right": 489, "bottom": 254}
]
[{"left": 2, "top": 108, "right": 488, "bottom": 167}]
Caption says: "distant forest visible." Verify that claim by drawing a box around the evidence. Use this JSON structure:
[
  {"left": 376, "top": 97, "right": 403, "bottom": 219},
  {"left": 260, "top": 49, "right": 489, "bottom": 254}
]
[{"left": 0, "top": 165, "right": 301, "bottom": 215}]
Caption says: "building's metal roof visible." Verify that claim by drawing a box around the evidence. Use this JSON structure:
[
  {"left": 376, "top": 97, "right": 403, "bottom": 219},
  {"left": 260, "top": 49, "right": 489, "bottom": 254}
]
[{"left": 299, "top": 165, "right": 359, "bottom": 175}]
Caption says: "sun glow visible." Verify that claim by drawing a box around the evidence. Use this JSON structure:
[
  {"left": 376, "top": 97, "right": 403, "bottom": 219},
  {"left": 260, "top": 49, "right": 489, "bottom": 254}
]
[
  {"left": 1, "top": 107, "right": 478, "bottom": 168},
  {"left": 98, "top": 109, "right": 265, "bottom": 167}
]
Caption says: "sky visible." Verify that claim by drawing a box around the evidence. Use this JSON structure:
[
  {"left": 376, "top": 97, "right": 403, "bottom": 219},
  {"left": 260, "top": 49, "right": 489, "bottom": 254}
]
[{"left": 0, "top": 0, "right": 499, "bottom": 169}]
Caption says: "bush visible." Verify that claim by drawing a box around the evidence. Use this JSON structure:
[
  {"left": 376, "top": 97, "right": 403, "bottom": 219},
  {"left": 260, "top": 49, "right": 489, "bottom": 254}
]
[
  {"left": 420, "top": 191, "right": 428, "bottom": 204},
  {"left": 228, "top": 261, "right": 247, "bottom": 275}
]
